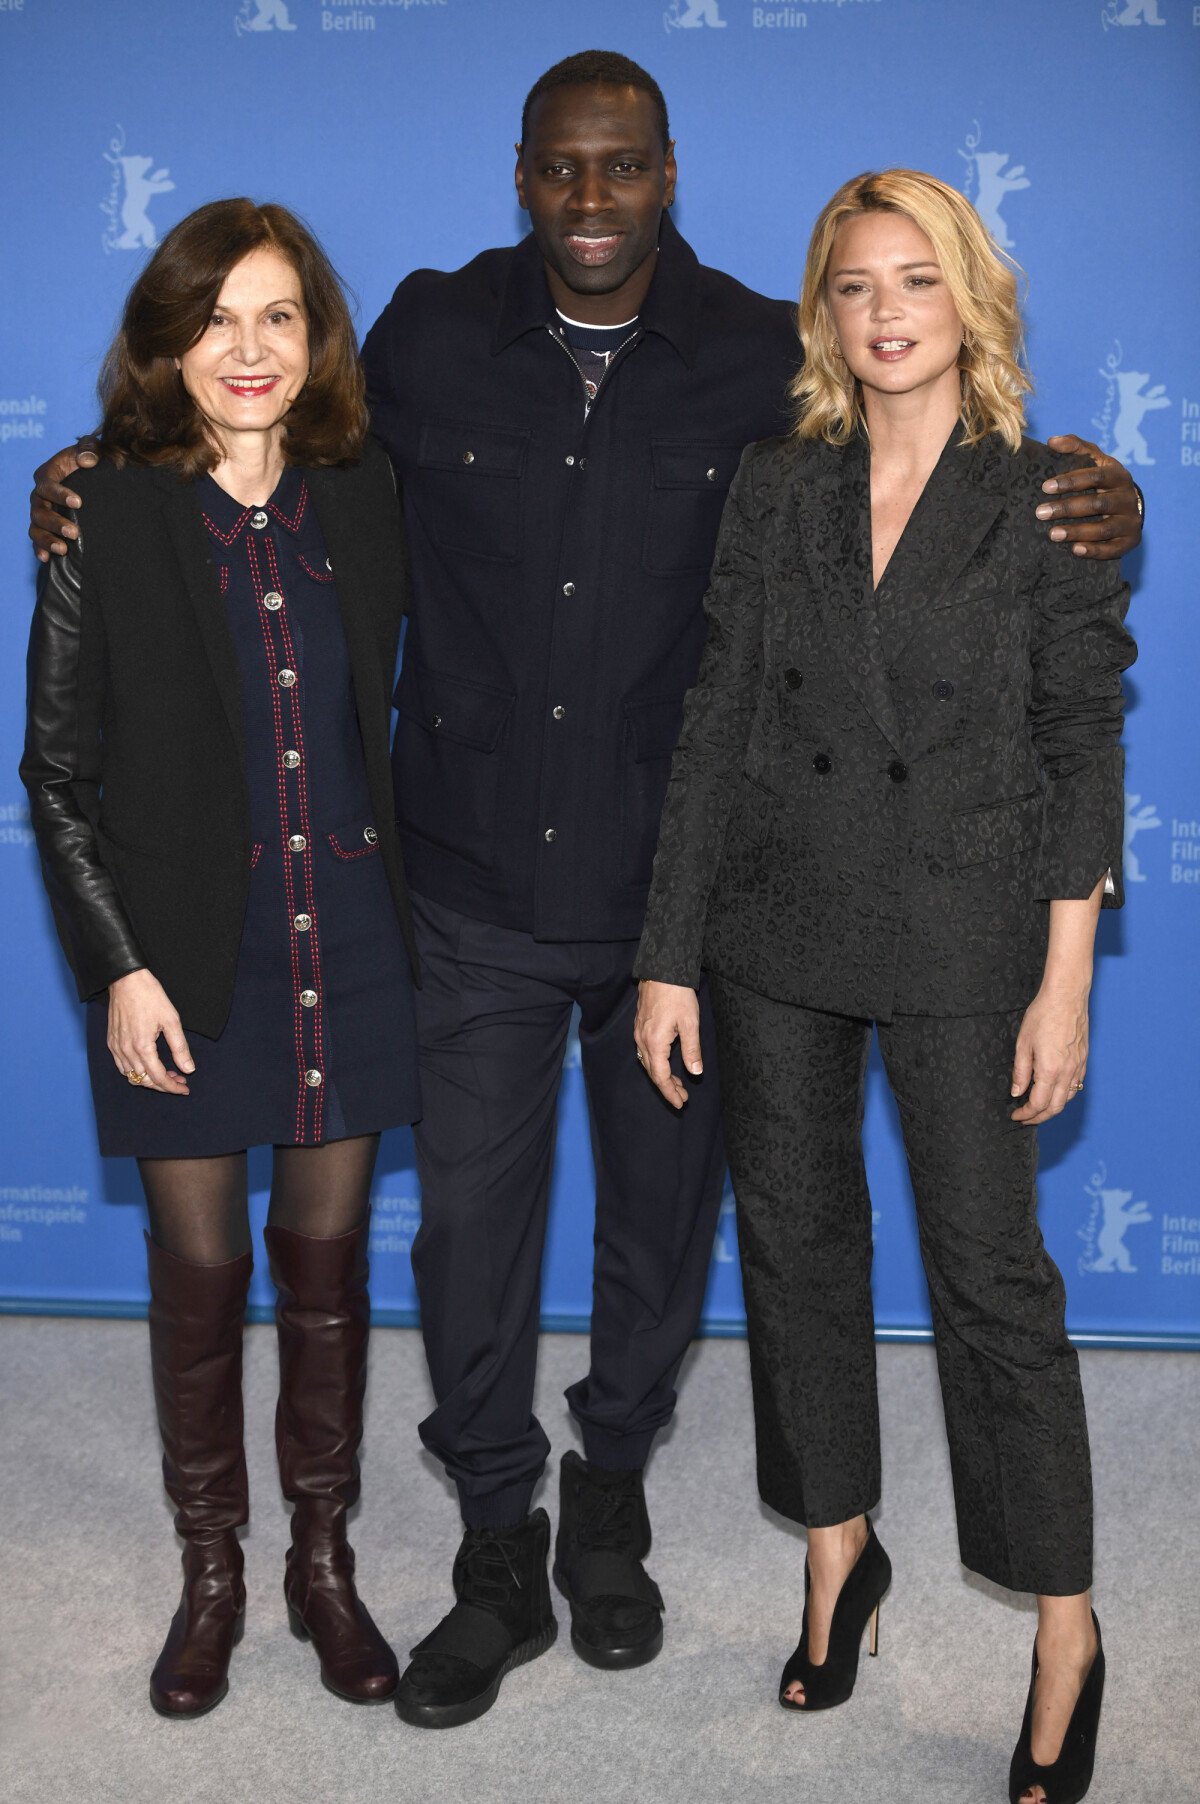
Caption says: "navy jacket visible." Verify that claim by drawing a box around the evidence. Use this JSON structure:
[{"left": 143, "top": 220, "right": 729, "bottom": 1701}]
[{"left": 363, "top": 214, "right": 798, "bottom": 941}]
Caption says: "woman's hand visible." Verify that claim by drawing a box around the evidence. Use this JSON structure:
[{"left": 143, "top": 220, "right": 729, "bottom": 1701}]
[
  {"left": 634, "top": 980, "right": 703, "bottom": 1111},
  {"left": 107, "top": 969, "right": 195, "bottom": 1095},
  {"left": 1010, "top": 981, "right": 1089, "bottom": 1125}
]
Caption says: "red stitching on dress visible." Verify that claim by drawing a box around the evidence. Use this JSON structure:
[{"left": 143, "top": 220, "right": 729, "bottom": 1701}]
[
  {"left": 248, "top": 532, "right": 310, "bottom": 1141},
  {"left": 327, "top": 831, "right": 378, "bottom": 861},
  {"left": 250, "top": 842, "right": 263, "bottom": 870},
  {"left": 202, "top": 505, "right": 254, "bottom": 547},
  {"left": 218, "top": 565, "right": 230, "bottom": 595},
  {"left": 268, "top": 478, "right": 308, "bottom": 535},
  {"left": 266, "top": 532, "right": 325, "bottom": 1142}
]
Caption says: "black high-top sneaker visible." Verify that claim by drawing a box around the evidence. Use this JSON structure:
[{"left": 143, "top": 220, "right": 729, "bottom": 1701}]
[
  {"left": 553, "top": 1451, "right": 664, "bottom": 1669},
  {"left": 395, "top": 1508, "right": 557, "bottom": 1728}
]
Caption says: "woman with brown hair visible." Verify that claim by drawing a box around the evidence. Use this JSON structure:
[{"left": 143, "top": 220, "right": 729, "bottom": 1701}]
[
  {"left": 634, "top": 169, "right": 1135, "bottom": 1801},
  {"left": 21, "top": 198, "right": 418, "bottom": 1716}
]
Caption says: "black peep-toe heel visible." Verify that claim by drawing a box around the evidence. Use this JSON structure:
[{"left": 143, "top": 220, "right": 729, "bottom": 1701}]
[
  {"left": 777, "top": 1521, "right": 891, "bottom": 1712},
  {"left": 1008, "top": 1611, "right": 1105, "bottom": 1804}
]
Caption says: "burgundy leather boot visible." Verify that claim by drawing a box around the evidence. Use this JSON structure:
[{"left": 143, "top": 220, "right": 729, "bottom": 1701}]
[
  {"left": 265, "top": 1218, "right": 399, "bottom": 1703},
  {"left": 145, "top": 1233, "right": 253, "bottom": 1718}
]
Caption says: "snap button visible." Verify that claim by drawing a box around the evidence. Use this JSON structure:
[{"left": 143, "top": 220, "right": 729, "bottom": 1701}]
[
  {"left": 813, "top": 753, "right": 832, "bottom": 775},
  {"left": 250, "top": 510, "right": 269, "bottom": 530},
  {"left": 263, "top": 591, "right": 283, "bottom": 611},
  {"left": 300, "top": 989, "right": 318, "bottom": 1008},
  {"left": 933, "top": 679, "right": 955, "bottom": 700},
  {"left": 784, "top": 668, "right": 803, "bottom": 691},
  {"left": 562, "top": 582, "right": 576, "bottom": 597},
  {"left": 304, "top": 1069, "right": 323, "bottom": 1088},
  {"left": 294, "top": 912, "right": 312, "bottom": 931},
  {"left": 552, "top": 705, "right": 566, "bottom": 721},
  {"left": 282, "top": 750, "right": 301, "bottom": 770},
  {"left": 544, "top": 827, "right": 557, "bottom": 843},
  {"left": 706, "top": 467, "right": 718, "bottom": 481},
  {"left": 565, "top": 455, "right": 575, "bottom": 467},
  {"left": 462, "top": 450, "right": 475, "bottom": 465},
  {"left": 325, "top": 558, "right": 332, "bottom": 572},
  {"left": 278, "top": 668, "right": 296, "bottom": 688},
  {"left": 431, "top": 714, "right": 442, "bottom": 729},
  {"left": 363, "top": 827, "right": 378, "bottom": 846},
  {"left": 288, "top": 834, "right": 307, "bottom": 852},
  {"left": 888, "top": 761, "right": 908, "bottom": 783}
]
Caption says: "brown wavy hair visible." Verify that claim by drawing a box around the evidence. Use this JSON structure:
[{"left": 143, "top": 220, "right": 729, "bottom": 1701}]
[
  {"left": 791, "top": 169, "right": 1032, "bottom": 452},
  {"left": 98, "top": 198, "right": 368, "bottom": 473}
]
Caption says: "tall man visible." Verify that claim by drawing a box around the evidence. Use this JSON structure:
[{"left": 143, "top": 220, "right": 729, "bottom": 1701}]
[{"left": 31, "top": 51, "right": 1143, "bottom": 1730}]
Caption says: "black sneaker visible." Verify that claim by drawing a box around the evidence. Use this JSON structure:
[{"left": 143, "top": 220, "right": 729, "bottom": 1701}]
[
  {"left": 553, "top": 1451, "right": 664, "bottom": 1670},
  {"left": 395, "top": 1508, "right": 557, "bottom": 1729}
]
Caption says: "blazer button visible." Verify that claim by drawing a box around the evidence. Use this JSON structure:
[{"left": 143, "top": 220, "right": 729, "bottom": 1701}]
[
  {"left": 562, "top": 582, "right": 576, "bottom": 597},
  {"left": 812, "top": 753, "right": 832, "bottom": 775},
  {"left": 364, "top": 827, "right": 378, "bottom": 845},
  {"left": 706, "top": 467, "right": 719, "bottom": 481},
  {"left": 544, "top": 827, "right": 557, "bottom": 842},
  {"left": 932, "top": 679, "right": 955, "bottom": 700},
  {"left": 888, "top": 761, "right": 908, "bottom": 783},
  {"left": 784, "top": 668, "right": 803, "bottom": 691},
  {"left": 462, "top": 450, "right": 475, "bottom": 465}
]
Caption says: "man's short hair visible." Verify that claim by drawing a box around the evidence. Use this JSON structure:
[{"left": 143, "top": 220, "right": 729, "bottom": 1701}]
[{"left": 521, "top": 51, "right": 670, "bottom": 153}]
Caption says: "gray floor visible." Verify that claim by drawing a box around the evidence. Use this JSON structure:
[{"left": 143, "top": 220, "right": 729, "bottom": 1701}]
[{"left": 1, "top": 1318, "right": 1195, "bottom": 1804}]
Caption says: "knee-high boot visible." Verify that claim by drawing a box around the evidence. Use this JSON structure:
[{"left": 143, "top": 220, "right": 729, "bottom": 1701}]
[
  {"left": 145, "top": 1233, "right": 252, "bottom": 1718},
  {"left": 264, "top": 1217, "right": 399, "bottom": 1703}
]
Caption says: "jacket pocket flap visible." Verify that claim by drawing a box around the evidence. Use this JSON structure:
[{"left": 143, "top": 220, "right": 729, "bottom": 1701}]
[
  {"left": 417, "top": 422, "right": 529, "bottom": 478},
  {"left": 327, "top": 814, "right": 381, "bottom": 861},
  {"left": 625, "top": 695, "right": 685, "bottom": 763},
  {"left": 396, "top": 664, "right": 515, "bottom": 752},
  {"left": 951, "top": 791, "right": 1043, "bottom": 867},
  {"left": 650, "top": 442, "right": 743, "bottom": 491}
]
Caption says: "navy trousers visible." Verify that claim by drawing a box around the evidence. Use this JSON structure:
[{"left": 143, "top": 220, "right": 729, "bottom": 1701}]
[{"left": 408, "top": 892, "right": 728, "bottom": 1528}]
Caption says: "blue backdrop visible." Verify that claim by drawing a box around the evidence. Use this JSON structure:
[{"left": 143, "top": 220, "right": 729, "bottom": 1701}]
[{"left": 1, "top": 0, "right": 1196, "bottom": 1347}]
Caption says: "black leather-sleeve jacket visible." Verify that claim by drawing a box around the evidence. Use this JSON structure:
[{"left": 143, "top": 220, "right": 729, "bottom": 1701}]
[{"left": 21, "top": 528, "right": 147, "bottom": 1001}]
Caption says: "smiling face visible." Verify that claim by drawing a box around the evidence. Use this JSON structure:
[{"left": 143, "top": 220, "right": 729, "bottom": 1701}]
[
  {"left": 515, "top": 82, "right": 676, "bottom": 324},
  {"left": 176, "top": 245, "right": 309, "bottom": 454},
  {"left": 826, "top": 210, "right": 963, "bottom": 411}
]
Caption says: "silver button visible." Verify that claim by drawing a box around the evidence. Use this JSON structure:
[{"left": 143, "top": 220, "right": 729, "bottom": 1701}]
[
  {"left": 282, "top": 750, "right": 301, "bottom": 770},
  {"left": 263, "top": 591, "right": 283, "bottom": 611},
  {"left": 250, "top": 510, "right": 269, "bottom": 530},
  {"left": 363, "top": 827, "right": 378, "bottom": 846},
  {"left": 565, "top": 455, "right": 575, "bottom": 467},
  {"left": 304, "top": 1068, "right": 323, "bottom": 1088},
  {"left": 544, "top": 828, "right": 557, "bottom": 843},
  {"left": 431, "top": 714, "right": 442, "bottom": 729},
  {"left": 325, "top": 557, "right": 332, "bottom": 572},
  {"left": 462, "top": 450, "right": 475, "bottom": 465},
  {"left": 552, "top": 705, "right": 566, "bottom": 721},
  {"left": 562, "top": 582, "right": 575, "bottom": 597},
  {"left": 278, "top": 668, "right": 296, "bottom": 688},
  {"left": 300, "top": 989, "right": 318, "bottom": 1008},
  {"left": 706, "top": 467, "right": 718, "bottom": 482},
  {"left": 288, "top": 834, "right": 307, "bottom": 852},
  {"left": 294, "top": 912, "right": 311, "bottom": 932}
]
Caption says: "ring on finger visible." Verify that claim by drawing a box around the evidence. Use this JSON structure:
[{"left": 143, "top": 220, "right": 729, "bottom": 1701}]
[{"left": 126, "top": 1069, "right": 148, "bottom": 1086}]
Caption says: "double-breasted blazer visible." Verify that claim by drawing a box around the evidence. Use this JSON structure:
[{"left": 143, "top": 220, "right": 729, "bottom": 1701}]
[
  {"left": 21, "top": 442, "right": 417, "bottom": 1041},
  {"left": 634, "top": 429, "right": 1136, "bottom": 1020}
]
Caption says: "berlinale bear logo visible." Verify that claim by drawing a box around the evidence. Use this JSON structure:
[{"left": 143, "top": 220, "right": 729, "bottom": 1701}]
[
  {"left": 664, "top": 0, "right": 727, "bottom": 29},
  {"left": 958, "top": 124, "right": 1029, "bottom": 250},
  {"left": 1078, "top": 1164, "right": 1152, "bottom": 1276},
  {"left": 236, "top": 0, "right": 298, "bottom": 33},
  {"left": 1093, "top": 343, "right": 1170, "bottom": 468},
  {"left": 100, "top": 130, "right": 176, "bottom": 254},
  {"left": 1102, "top": 0, "right": 1165, "bottom": 28},
  {"left": 1123, "top": 794, "right": 1162, "bottom": 884}
]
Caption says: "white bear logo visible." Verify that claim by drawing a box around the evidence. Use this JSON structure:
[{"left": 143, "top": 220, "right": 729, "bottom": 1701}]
[
  {"left": 1109, "top": 369, "right": 1171, "bottom": 466},
  {"left": 665, "top": 0, "right": 727, "bottom": 29},
  {"left": 1078, "top": 1165, "right": 1152, "bottom": 1275},
  {"left": 1123, "top": 793, "right": 1162, "bottom": 883},
  {"left": 236, "top": 0, "right": 297, "bottom": 31},
  {"left": 1102, "top": 0, "right": 1165, "bottom": 27},
  {"left": 114, "top": 155, "right": 176, "bottom": 250}
]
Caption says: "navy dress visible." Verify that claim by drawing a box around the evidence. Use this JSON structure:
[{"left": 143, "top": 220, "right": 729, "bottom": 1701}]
[{"left": 88, "top": 467, "right": 420, "bottom": 1157}]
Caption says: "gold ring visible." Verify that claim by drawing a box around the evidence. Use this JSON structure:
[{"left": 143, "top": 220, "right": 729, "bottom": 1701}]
[{"left": 127, "top": 1070, "right": 147, "bottom": 1086}]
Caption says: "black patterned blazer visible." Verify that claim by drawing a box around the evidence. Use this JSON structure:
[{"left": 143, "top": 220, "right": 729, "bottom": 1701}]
[{"left": 633, "top": 429, "right": 1136, "bottom": 1020}]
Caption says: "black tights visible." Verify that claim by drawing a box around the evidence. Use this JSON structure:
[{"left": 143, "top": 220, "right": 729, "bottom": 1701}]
[{"left": 139, "top": 1135, "right": 381, "bottom": 1265}]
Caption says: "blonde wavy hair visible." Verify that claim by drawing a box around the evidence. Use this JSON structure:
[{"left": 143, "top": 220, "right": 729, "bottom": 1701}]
[{"left": 791, "top": 168, "right": 1032, "bottom": 452}]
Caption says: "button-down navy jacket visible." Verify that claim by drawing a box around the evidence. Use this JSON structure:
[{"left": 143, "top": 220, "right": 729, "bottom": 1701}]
[{"left": 363, "top": 214, "right": 798, "bottom": 942}]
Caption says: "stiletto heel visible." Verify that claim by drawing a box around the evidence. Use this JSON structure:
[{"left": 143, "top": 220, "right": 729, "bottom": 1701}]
[
  {"left": 1007, "top": 1611, "right": 1105, "bottom": 1804},
  {"left": 777, "top": 1522, "right": 891, "bottom": 1712}
]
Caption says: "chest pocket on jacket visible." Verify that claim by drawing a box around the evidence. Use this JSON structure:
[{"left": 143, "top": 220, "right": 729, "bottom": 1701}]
[
  {"left": 416, "top": 423, "right": 529, "bottom": 565},
  {"left": 643, "top": 443, "right": 743, "bottom": 576}
]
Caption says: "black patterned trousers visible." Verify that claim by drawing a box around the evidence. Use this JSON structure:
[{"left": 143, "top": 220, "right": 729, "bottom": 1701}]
[{"left": 709, "top": 976, "right": 1093, "bottom": 1596}]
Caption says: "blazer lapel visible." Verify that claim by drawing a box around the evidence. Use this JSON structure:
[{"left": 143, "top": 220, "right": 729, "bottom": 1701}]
[
  {"left": 795, "top": 433, "right": 902, "bottom": 754},
  {"left": 154, "top": 472, "right": 246, "bottom": 765},
  {"left": 873, "top": 432, "right": 1008, "bottom": 664}
]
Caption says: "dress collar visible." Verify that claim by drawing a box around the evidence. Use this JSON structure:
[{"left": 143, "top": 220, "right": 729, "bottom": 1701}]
[{"left": 199, "top": 464, "right": 309, "bottom": 548}]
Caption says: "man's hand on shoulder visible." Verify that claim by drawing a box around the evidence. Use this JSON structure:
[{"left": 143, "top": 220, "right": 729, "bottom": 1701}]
[
  {"left": 1034, "top": 433, "right": 1143, "bottom": 561},
  {"left": 30, "top": 438, "right": 100, "bottom": 562}
]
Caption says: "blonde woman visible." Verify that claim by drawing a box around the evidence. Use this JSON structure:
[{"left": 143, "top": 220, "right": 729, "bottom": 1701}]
[{"left": 633, "top": 170, "right": 1134, "bottom": 1803}]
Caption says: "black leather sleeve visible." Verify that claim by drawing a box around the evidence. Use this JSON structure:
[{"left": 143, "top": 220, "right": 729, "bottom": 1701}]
[{"left": 20, "top": 531, "right": 146, "bottom": 999}]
